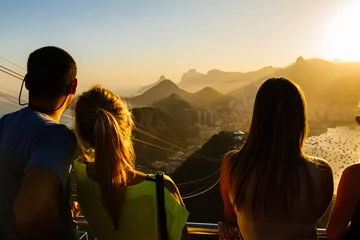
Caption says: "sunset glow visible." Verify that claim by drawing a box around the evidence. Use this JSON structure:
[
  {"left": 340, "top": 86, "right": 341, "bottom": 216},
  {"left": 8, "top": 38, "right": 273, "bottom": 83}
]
[
  {"left": 325, "top": 0, "right": 360, "bottom": 62},
  {"left": 0, "top": 0, "right": 359, "bottom": 90}
]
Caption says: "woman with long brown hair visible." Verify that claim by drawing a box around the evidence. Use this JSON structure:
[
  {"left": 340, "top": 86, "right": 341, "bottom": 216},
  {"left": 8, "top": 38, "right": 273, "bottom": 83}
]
[
  {"left": 73, "top": 86, "right": 189, "bottom": 240},
  {"left": 220, "top": 78, "right": 334, "bottom": 239}
]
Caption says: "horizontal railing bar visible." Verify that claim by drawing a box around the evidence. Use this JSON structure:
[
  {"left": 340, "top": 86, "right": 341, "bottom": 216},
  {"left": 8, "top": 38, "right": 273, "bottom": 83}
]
[
  {"left": 75, "top": 216, "right": 328, "bottom": 238},
  {"left": 186, "top": 222, "right": 219, "bottom": 235}
]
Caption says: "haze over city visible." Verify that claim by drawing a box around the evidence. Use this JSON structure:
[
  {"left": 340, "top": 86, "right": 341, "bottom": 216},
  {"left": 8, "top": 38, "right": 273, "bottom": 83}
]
[{"left": 1, "top": 0, "right": 360, "bottom": 94}]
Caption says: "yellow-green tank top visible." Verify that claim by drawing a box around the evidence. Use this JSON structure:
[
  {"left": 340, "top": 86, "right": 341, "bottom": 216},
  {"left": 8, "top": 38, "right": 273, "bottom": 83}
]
[{"left": 74, "top": 160, "right": 189, "bottom": 240}]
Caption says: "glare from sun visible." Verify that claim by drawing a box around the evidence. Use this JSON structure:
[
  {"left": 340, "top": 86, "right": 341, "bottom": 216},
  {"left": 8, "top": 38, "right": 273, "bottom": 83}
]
[{"left": 325, "top": 0, "right": 360, "bottom": 62}]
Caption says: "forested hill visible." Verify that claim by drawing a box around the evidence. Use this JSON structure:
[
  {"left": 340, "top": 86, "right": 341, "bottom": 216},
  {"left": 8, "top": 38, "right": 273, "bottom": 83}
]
[{"left": 131, "top": 107, "right": 192, "bottom": 166}]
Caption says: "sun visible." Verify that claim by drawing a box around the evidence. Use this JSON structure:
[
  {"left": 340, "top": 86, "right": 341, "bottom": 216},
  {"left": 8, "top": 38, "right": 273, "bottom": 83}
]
[{"left": 324, "top": 1, "right": 360, "bottom": 62}]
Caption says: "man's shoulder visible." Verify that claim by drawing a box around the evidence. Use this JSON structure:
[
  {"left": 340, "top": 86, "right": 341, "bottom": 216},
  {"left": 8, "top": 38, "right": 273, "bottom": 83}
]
[
  {"left": 0, "top": 109, "right": 29, "bottom": 136},
  {"left": 44, "top": 120, "right": 73, "bottom": 133},
  {"left": 22, "top": 110, "right": 75, "bottom": 140},
  {"left": 43, "top": 123, "right": 76, "bottom": 144},
  {"left": 1, "top": 107, "right": 76, "bottom": 147},
  {"left": 23, "top": 110, "right": 76, "bottom": 147},
  {"left": 0, "top": 109, "right": 22, "bottom": 122}
]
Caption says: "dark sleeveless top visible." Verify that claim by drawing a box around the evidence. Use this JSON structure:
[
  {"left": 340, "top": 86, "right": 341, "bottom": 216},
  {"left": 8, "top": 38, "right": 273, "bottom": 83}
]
[{"left": 230, "top": 161, "right": 324, "bottom": 240}]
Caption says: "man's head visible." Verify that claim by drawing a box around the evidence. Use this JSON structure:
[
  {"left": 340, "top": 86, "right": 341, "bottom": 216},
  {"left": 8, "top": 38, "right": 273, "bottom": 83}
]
[{"left": 25, "top": 46, "right": 77, "bottom": 111}]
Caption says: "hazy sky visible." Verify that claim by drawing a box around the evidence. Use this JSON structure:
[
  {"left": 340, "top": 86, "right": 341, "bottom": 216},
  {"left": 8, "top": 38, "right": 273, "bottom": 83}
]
[{"left": 0, "top": 0, "right": 359, "bottom": 92}]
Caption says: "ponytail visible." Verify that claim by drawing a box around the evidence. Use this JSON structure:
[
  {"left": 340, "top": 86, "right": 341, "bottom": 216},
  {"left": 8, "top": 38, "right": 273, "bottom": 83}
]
[{"left": 93, "top": 108, "right": 134, "bottom": 230}]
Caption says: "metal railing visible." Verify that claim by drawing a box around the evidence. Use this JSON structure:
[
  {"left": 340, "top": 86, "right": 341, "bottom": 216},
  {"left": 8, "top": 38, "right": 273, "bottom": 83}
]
[{"left": 75, "top": 216, "right": 328, "bottom": 239}]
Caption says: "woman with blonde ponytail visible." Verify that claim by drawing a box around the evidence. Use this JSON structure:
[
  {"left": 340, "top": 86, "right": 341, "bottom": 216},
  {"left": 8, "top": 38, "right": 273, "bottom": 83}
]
[{"left": 73, "top": 86, "right": 189, "bottom": 240}]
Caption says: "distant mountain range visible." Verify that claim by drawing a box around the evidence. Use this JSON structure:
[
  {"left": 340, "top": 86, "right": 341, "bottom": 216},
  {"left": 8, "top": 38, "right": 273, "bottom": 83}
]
[
  {"left": 177, "top": 57, "right": 360, "bottom": 97},
  {"left": 230, "top": 57, "right": 360, "bottom": 106},
  {"left": 130, "top": 57, "right": 360, "bottom": 112},
  {"left": 178, "top": 67, "right": 276, "bottom": 94}
]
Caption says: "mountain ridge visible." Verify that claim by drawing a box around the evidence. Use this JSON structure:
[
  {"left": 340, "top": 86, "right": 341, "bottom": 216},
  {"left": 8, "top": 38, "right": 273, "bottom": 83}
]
[
  {"left": 127, "top": 80, "right": 233, "bottom": 108},
  {"left": 127, "top": 79, "right": 193, "bottom": 107},
  {"left": 127, "top": 57, "right": 360, "bottom": 118},
  {"left": 137, "top": 75, "right": 167, "bottom": 94}
]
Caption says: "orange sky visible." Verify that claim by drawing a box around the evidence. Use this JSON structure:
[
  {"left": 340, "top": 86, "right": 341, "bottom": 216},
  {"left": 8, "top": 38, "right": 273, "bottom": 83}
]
[{"left": 0, "top": 0, "right": 359, "bottom": 93}]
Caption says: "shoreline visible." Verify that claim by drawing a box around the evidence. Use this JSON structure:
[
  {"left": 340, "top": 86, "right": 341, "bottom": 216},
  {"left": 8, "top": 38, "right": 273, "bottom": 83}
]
[{"left": 305, "top": 124, "right": 360, "bottom": 193}]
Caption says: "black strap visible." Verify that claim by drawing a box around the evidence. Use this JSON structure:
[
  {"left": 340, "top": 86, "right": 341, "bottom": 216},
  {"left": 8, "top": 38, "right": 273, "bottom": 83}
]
[
  {"left": 155, "top": 171, "right": 168, "bottom": 240},
  {"left": 145, "top": 175, "right": 156, "bottom": 182}
]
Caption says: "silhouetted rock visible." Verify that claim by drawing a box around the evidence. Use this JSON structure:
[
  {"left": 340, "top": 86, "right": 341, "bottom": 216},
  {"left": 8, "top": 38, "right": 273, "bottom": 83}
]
[
  {"left": 179, "top": 69, "right": 205, "bottom": 86},
  {"left": 171, "top": 131, "right": 243, "bottom": 222},
  {"left": 296, "top": 56, "right": 305, "bottom": 63}
]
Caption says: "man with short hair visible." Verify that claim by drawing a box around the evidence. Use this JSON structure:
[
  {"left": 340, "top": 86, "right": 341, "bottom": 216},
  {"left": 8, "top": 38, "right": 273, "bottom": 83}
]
[{"left": 0, "top": 46, "right": 78, "bottom": 239}]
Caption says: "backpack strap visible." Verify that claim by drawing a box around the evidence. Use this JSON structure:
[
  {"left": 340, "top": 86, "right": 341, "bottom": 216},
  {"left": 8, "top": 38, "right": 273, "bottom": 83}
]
[{"left": 155, "top": 171, "right": 168, "bottom": 240}]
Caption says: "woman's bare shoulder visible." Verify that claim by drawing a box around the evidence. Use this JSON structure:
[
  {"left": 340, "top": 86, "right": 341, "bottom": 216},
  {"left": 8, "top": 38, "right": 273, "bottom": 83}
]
[
  {"left": 336, "top": 163, "right": 360, "bottom": 196},
  {"left": 344, "top": 162, "right": 360, "bottom": 172},
  {"left": 342, "top": 163, "right": 360, "bottom": 180},
  {"left": 306, "top": 156, "right": 332, "bottom": 171}
]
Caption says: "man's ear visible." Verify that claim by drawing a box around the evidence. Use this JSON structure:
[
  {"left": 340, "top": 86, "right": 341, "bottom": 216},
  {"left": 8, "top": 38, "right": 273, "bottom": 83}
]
[
  {"left": 24, "top": 74, "right": 30, "bottom": 90},
  {"left": 70, "top": 78, "right": 78, "bottom": 95}
]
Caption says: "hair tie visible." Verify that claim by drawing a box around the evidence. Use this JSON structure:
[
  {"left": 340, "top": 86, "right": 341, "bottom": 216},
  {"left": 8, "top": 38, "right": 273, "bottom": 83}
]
[{"left": 97, "top": 108, "right": 106, "bottom": 115}]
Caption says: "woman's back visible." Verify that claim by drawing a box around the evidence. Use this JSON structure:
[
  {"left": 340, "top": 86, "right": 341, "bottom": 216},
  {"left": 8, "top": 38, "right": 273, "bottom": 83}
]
[
  {"left": 74, "top": 160, "right": 189, "bottom": 240},
  {"left": 221, "top": 78, "right": 334, "bottom": 240},
  {"left": 231, "top": 159, "right": 329, "bottom": 240}
]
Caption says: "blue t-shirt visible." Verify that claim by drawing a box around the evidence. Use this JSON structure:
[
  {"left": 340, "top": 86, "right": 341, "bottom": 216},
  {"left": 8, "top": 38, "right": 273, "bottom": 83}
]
[{"left": 0, "top": 107, "right": 77, "bottom": 240}]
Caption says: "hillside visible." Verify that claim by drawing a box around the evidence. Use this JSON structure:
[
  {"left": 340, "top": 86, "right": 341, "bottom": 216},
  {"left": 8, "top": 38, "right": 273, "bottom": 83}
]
[
  {"left": 193, "top": 87, "right": 232, "bottom": 107},
  {"left": 153, "top": 93, "right": 193, "bottom": 126},
  {"left": 131, "top": 107, "right": 190, "bottom": 167},
  {"left": 321, "top": 73, "right": 360, "bottom": 105}
]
